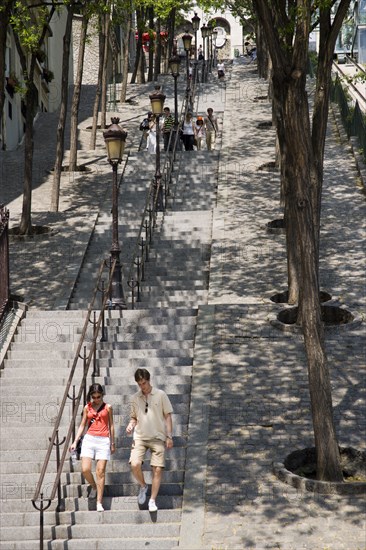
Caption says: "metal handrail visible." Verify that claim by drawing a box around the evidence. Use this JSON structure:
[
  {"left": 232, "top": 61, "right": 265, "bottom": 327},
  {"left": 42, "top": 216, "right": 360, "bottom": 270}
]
[
  {"left": 31, "top": 257, "right": 117, "bottom": 548},
  {"left": 126, "top": 93, "right": 191, "bottom": 307},
  {"left": 0, "top": 205, "right": 10, "bottom": 323}
]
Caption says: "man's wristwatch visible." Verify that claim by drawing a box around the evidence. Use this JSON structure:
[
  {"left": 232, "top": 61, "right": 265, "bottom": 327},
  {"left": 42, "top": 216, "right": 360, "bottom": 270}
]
[{"left": 167, "top": 434, "right": 173, "bottom": 439}]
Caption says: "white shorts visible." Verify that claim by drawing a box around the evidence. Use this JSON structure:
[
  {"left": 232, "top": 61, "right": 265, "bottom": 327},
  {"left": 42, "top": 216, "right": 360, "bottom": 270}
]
[{"left": 80, "top": 434, "right": 111, "bottom": 461}]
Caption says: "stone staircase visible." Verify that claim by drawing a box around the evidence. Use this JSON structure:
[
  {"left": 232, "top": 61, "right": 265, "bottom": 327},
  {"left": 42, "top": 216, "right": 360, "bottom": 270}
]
[{"left": 0, "top": 136, "right": 220, "bottom": 548}]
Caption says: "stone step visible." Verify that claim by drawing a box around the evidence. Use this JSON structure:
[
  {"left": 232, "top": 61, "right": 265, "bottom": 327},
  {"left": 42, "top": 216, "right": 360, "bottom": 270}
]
[
  {"left": 0, "top": 359, "right": 193, "bottom": 375},
  {"left": 135, "top": 298, "right": 208, "bottom": 308},
  {"left": 63, "top": 481, "right": 183, "bottom": 499},
  {"left": 2, "top": 382, "right": 191, "bottom": 398},
  {"left": 104, "top": 307, "right": 198, "bottom": 319},
  {"left": 0, "top": 364, "right": 193, "bottom": 378},
  {"left": 0, "top": 445, "right": 186, "bottom": 464},
  {"left": 0, "top": 522, "right": 179, "bottom": 542},
  {"left": 4, "top": 345, "right": 196, "bottom": 359},
  {"left": 1, "top": 494, "right": 183, "bottom": 514},
  {"left": 0, "top": 469, "right": 185, "bottom": 487},
  {"left": 3, "top": 507, "right": 181, "bottom": 527},
  {"left": 95, "top": 349, "right": 194, "bottom": 359},
  {"left": 0, "top": 454, "right": 186, "bottom": 473},
  {"left": 98, "top": 341, "right": 194, "bottom": 350},
  {"left": 106, "top": 325, "right": 196, "bottom": 338}
]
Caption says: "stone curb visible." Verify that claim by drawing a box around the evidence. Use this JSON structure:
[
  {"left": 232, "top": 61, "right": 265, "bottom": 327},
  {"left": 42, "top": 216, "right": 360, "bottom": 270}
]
[
  {"left": 273, "top": 462, "right": 366, "bottom": 495},
  {"left": 179, "top": 305, "right": 216, "bottom": 549}
]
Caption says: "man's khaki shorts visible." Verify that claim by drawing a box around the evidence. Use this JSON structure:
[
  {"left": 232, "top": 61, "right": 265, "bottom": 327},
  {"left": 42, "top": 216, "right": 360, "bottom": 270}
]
[{"left": 129, "top": 438, "right": 166, "bottom": 468}]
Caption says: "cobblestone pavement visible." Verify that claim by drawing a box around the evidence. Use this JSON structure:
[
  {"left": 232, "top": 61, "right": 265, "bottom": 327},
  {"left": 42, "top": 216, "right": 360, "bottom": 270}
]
[{"left": 199, "top": 62, "right": 366, "bottom": 550}]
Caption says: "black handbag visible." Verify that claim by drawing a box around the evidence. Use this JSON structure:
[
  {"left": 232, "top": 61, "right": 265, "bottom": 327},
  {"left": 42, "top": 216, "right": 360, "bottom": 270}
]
[{"left": 75, "top": 436, "right": 83, "bottom": 459}]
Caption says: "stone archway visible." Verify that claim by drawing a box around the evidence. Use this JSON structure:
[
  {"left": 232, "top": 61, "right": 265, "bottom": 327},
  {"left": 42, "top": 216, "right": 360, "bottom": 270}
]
[{"left": 209, "top": 17, "right": 231, "bottom": 60}]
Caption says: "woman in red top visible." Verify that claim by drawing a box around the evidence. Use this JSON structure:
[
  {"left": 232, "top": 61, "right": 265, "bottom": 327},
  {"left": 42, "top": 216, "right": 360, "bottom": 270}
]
[{"left": 70, "top": 384, "right": 115, "bottom": 511}]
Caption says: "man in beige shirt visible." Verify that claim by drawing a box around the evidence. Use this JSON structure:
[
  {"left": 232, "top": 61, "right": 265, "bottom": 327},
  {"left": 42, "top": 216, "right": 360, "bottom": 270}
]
[{"left": 126, "top": 368, "right": 173, "bottom": 512}]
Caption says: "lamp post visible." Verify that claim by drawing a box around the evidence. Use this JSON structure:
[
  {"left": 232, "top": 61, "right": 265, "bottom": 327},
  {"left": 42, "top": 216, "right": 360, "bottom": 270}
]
[
  {"left": 103, "top": 117, "right": 128, "bottom": 309},
  {"left": 182, "top": 31, "right": 193, "bottom": 91},
  {"left": 207, "top": 24, "right": 213, "bottom": 73},
  {"left": 212, "top": 28, "right": 218, "bottom": 68},
  {"left": 191, "top": 12, "right": 200, "bottom": 85},
  {"left": 169, "top": 53, "right": 181, "bottom": 126},
  {"left": 149, "top": 85, "right": 166, "bottom": 211},
  {"left": 201, "top": 24, "right": 208, "bottom": 82}
]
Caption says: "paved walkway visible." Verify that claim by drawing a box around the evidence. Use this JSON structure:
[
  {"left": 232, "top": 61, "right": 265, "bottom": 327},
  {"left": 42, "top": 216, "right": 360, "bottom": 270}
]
[
  {"left": 1, "top": 61, "right": 365, "bottom": 550},
  {"left": 182, "top": 62, "right": 365, "bottom": 550}
]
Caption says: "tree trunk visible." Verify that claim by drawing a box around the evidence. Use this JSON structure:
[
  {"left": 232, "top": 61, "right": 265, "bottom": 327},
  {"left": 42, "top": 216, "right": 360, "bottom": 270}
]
[
  {"left": 90, "top": 15, "right": 105, "bottom": 149},
  {"left": 153, "top": 18, "right": 161, "bottom": 82},
  {"left": 13, "top": 6, "right": 55, "bottom": 233},
  {"left": 310, "top": 2, "right": 351, "bottom": 270},
  {"left": 131, "top": 8, "right": 146, "bottom": 85},
  {"left": 19, "top": 83, "right": 37, "bottom": 234},
  {"left": 100, "top": 10, "right": 111, "bottom": 130},
  {"left": 119, "top": 9, "right": 132, "bottom": 103},
  {"left": 253, "top": 0, "right": 343, "bottom": 482},
  {"left": 69, "top": 14, "right": 88, "bottom": 172},
  {"left": 147, "top": 8, "right": 154, "bottom": 82},
  {"left": 50, "top": 5, "right": 74, "bottom": 212},
  {"left": 0, "top": 1, "right": 13, "bottom": 141},
  {"left": 167, "top": 8, "right": 176, "bottom": 60}
]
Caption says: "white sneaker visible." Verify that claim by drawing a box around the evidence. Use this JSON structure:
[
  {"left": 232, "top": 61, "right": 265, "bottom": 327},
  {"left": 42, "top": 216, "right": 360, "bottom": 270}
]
[
  {"left": 89, "top": 487, "right": 97, "bottom": 499},
  {"left": 96, "top": 502, "right": 104, "bottom": 512},
  {"left": 137, "top": 484, "right": 148, "bottom": 505},
  {"left": 148, "top": 498, "right": 158, "bottom": 512}
]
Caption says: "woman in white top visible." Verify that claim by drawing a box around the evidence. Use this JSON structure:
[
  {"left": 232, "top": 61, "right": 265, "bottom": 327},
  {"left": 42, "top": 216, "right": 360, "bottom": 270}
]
[
  {"left": 147, "top": 115, "right": 157, "bottom": 153},
  {"left": 182, "top": 112, "right": 195, "bottom": 151}
]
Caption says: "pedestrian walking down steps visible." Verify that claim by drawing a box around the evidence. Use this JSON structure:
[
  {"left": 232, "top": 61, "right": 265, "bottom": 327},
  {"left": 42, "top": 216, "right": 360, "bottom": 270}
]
[{"left": 126, "top": 369, "right": 174, "bottom": 513}]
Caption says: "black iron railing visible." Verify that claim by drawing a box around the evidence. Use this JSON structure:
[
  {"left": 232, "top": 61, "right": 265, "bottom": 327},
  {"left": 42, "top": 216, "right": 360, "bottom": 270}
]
[
  {"left": 126, "top": 94, "right": 191, "bottom": 307},
  {"left": 331, "top": 73, "right": 366, "bottom": 161},
  {"left": 0, "top": 205, "right": 10, "bottom": 323},
  {"left": 32, "top": 257, "right": 117, "bottom": 549}
]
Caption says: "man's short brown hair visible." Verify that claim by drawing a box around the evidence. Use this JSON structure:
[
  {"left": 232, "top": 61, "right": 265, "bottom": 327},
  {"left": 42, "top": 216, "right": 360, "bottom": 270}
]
[{"left": 134, "top": 368, "right": 150, "bottom": 382}]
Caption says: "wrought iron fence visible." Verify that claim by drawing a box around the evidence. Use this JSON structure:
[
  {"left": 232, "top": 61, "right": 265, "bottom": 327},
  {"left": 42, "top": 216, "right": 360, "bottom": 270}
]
[
  {"left": 0, "top": 205, "right": 10, "bottom": 323},
  {"left": 331, "top": 74, "right": 366, "bottom": 161}
]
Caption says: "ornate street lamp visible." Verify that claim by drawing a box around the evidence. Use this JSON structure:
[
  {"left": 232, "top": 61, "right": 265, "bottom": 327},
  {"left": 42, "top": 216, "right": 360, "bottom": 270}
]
[
  {"left": 207, "top": 24, "right": 213, "bottom": 72},
  {"left": 212, "top": 28, "right": 218, "bottom": 68},
  {"left": 169, "top": 53, "right": 181, "bottom": 125},
  {"left": 201, "top": 24, "right": 208, "bottom": 82},
  {"left": 182, "top": 31, "right": 193, "bottom": 100},
  {"left": 103, "top": 117, "right": 128, "bottom": 309},
  {"left": 191, "top": 12, "right": 201, "bottom": 86},
  {"left": 149, "top": 85, "right": 166, "bottom": 210},
  {"left": 192, "top": 13, "right": 200, "bottom": 57}
]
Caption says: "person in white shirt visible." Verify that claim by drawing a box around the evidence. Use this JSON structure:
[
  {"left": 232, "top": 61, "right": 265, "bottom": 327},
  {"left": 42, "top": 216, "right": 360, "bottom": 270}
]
[
  {"left": 204, "top": 108, "right": 219, "bottom": 151},
  {"left": 126, "top": 369, "right": 173, "bottom": 513},
  {"left": 217, "top": 62, "right": 225, "bottom": 79}
]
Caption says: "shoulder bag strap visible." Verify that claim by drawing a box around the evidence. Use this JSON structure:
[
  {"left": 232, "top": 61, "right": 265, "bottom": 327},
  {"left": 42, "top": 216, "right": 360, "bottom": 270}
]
[{"left": 208, "top": 115, "right": 217, "bottom": 135}]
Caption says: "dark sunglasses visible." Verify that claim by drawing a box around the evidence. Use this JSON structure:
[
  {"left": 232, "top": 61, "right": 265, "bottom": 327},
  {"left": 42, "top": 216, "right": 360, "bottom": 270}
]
[{"left": 145, "top": 401, "right": 148, "bottom": 414}]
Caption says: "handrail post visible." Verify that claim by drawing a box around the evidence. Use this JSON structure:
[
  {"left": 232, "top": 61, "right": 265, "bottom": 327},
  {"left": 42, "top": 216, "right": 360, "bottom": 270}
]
[
  {"left": 32, "top": 493, "right": 52, "bottom": 550},
  {"left": 82, "top": 346, "right": 87, "bottom": 405},
  {"left": 92, "top": 311, "right": 99, "bottom": 378},
  {"left": 52, "top": 430, "right": 66, "bottom": 511},
  {"left": 135, "top": 257, "right": 141, "bottom": 302},
  {"left": 99, "top": 279, "right": 107, "bottom": 342},
  {"left": 140, "top": 238, "right": 146, "bottom": 281},
  {"left": 67, "top": 385, "right": 77, "bottom": 442},
  {"left": 128, "top": 278, "right": 138, "bottom": 310}
]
